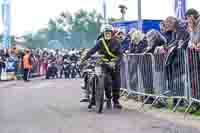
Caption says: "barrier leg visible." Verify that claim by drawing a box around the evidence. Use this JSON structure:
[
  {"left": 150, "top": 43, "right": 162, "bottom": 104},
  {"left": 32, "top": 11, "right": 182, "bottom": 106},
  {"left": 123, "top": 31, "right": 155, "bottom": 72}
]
[
  {"left": 173, "top": 98, "right": 182, "bottom": 112},
  {"left": 120, "top": 88, "right": 127, "bottom": 97},
  {"left": 125, "top": 92, "right": 133, "bottom": 101},
  {"left": 150, "top": 96, "right": 159, "bottom": 109},
  {"left": 184, "top": 100, "right": 193, "bottom": 118},
  {"left": 159, "top": 97, "right": 168, "bottom": 108},
  {"left": 140, "top": 95, "right": 151, "bottom": 109},
  {"left": 183, "top": 99, "right": 195, "bottom": 111}
]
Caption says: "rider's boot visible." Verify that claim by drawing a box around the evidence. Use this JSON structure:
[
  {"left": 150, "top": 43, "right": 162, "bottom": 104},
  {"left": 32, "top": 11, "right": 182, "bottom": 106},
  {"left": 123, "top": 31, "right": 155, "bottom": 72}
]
[
  {"left": 113, "top": 89, "right": 122, "bottom": 109},
  {"left": 106, "top": 99, "right": 112, "bottom": 109},
  {"left": 88, "top": 96, "right": 95, "bottom": 109},
  {"left": 88, "top": 100, "right": 95, "bottom": 109},
  {"left": 113, "top": 101, "right": 123, "bottom": 109},
  {"left": 80, "top": 98, "right": 89, "bottom": 102},
  {"left": 105, "top": 87, "right": 112, "bottom": 109}
]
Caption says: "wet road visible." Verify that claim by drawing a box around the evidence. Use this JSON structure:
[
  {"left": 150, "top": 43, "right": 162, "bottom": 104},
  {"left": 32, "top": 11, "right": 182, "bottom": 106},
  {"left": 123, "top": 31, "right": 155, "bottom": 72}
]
[{"left": 0, "top": 79, "right": 199, "bottom": 133}]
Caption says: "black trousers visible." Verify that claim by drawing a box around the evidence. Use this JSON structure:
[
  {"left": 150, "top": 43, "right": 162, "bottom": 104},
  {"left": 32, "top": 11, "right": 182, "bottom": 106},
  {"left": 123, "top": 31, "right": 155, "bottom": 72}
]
[
  {"left": 23, "top": 69, "right": 29, "bottom": 81},
  {"left": 102, "top": 64, "right": 121, "bottom": 104}
]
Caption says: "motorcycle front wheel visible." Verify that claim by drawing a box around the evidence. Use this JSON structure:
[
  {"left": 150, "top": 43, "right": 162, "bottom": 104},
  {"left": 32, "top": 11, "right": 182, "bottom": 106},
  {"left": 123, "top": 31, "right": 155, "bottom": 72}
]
[{"left": 94, "top": 75, "right": 104, "bottom": 113}]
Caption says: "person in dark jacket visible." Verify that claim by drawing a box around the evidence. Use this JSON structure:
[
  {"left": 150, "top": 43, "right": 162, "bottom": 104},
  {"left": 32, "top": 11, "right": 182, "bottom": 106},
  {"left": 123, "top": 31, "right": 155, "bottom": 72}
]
[
  {"left": 81, "top": 24, "right": 123, "bottom": 109},
  {"left": 164, "top": 16, "right": 190, "bottom": 107},
  {"left": 160, "top": 20, "right": 173, "bottom": 44},
  {"left": 165, "top": 16, "right": 190, "bottom": 48},
  {"left": 0, "top": 56, "right": 6, "bottom": 79},
  {"left": 145, "top": 29, "right": 167, "bottom": 54},
  {"left": 185, "top": 9, "right": 200, "bottom": 105}
]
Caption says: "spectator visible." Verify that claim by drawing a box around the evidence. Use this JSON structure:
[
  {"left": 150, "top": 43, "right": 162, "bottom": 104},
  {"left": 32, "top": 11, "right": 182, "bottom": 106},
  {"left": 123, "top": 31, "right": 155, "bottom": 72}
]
[
  {"left": 145, "top": 29, "right": 167, "bottom": 54},
  {"left": 185, "top": 9, "right": 200, "bottom": 106},
  {"left": 160, "top": 20, "right": 173, "bottom": 44},
  {"left": 23, "top": 49, "right": 32, "bottom": 82},
  {"left": 129, "top": 29, "right": 148, "bottom": 53},
  {"left": 0, "top": 56, "right": 6, "bottom": 79},
  {"left": 164, "top": 16, "right": 190, "bottom": 49},
  {"left": 185, "top": 8, "right": 200, "bottom": 49},
  {"left": 164, "top": 16, "right": 190, "bottom": 107}
]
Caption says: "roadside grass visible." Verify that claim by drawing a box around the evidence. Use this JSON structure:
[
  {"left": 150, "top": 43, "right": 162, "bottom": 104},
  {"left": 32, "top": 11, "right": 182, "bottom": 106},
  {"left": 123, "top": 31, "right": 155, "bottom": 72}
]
[
  {"left": 120, "top": 91, "right": 200, "bottom": 117},
  {"left": 165, "top": 98, "right": 200, "bottom": 117}
]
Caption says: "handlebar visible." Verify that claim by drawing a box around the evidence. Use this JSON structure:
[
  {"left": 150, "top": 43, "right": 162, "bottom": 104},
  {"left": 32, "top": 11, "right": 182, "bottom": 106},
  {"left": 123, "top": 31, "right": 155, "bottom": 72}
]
[{"left": 90, "top": 54, "right": 105, "bottom": 59}]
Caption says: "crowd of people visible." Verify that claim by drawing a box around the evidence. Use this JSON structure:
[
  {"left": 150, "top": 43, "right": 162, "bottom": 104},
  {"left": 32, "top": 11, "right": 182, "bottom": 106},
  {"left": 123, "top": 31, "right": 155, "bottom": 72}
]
[
  {"left": 0, "top": 45, "right": 84, "bottom": 81},
  {"left": 120, "top": 8, "right": 199, "bottom": 54},
  {"left": 0, "top": 8, "right": 200, "bottom": 108},
  {"left": 79, "top": 8, "right": 200, "bottom": 109}
]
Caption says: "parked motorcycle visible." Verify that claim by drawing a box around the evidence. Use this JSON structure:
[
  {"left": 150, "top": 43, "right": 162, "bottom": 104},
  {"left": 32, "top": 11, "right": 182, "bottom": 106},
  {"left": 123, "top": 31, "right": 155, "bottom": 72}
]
[
  {"left": 45, "top": 60, "right": 58, "bottom": 79},
  {"left": 63, "top": 59, "right": 71, "bottom": 79},
  {"left": 70, "top": 61, "right": 78, "bottom": 78}
]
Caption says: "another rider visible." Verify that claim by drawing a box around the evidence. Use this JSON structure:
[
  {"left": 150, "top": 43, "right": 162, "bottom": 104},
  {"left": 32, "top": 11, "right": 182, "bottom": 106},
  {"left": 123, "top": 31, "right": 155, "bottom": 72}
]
[
  {"left": 69, "top": 49, "right": 79, "bottom": 62},
  {"left": 81, "top": 24, "right": 123, "bottom": 109}
]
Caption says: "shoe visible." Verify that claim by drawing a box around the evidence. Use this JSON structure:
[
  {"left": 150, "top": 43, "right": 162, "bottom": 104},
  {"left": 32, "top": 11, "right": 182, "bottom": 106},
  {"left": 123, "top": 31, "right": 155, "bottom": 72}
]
[
  {"left": 106, "top": 100, "right": 112, "bottom": 109},
  {"left": 80, "top": 98, "right": 89, "bottom": 102},
  {"left": 113, "top": 101, "right": 123, "bottom": 109},
  {"left": 88, "top": 99, "right": 95, "bottom": 109},
  {"left": 88, "top": 102, "right": 95, "bottom": 109}
]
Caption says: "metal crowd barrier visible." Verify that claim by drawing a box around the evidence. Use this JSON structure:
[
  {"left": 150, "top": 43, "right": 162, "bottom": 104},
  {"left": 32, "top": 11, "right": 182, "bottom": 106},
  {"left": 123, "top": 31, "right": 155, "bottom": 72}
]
[
  {"left": 123, "top": 53, "right": 169, "bottom": 108},
  {"left": 184, "top": 49, "right": 200, "bottom": 114},
  {"left": 121, "top": 49, "right": 198, "bottom": 112},
  {"left": 0, "top": 60, "right": 45, "bottom": 81}
]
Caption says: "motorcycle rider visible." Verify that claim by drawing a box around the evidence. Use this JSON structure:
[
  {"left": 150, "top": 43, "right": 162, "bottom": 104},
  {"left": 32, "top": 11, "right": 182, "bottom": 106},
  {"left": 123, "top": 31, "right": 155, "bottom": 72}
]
[
  {"left": 60, "top": 52, "right": 70, "bottom": 78},
  {"left": 81, "top": 24, "right": 123, "bottom": 109},
  {"left": 70, "top": 52, "right": 79, "bottom": 62},
  {"left": 62, "top": 58, "right": 71, "bottom": 78}
]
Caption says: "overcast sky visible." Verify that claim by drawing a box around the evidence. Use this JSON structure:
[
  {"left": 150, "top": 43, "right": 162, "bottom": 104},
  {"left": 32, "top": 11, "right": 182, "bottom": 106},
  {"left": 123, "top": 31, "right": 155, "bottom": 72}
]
[{"left": 0, "top": 0, "right": 200, "bottom": 35}]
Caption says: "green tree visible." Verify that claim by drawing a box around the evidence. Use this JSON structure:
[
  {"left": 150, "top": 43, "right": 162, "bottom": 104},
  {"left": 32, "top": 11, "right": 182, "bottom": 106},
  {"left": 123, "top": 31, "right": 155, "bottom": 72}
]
[
  {"left": 60, "top": 9, "right": 103, "bottom": 48},
  {"left": 22, "top": 9, "right": 118, "bottom": 49},
  {"left": 0, "top": 34, "right": 15, "bottom": 47}
]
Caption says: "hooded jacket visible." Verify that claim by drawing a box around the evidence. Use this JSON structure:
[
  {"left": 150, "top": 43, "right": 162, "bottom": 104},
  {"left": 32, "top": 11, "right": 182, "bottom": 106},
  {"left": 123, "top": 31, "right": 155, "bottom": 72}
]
[{"left": 145, "top": 29, "right": 167, "bottom": 53}]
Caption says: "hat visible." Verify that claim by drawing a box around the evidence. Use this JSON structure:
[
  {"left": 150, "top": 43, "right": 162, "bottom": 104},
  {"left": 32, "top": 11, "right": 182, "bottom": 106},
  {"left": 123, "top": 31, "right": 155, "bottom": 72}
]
[{"left": 185, "top": 8, "right": 199, "bottom": 19}]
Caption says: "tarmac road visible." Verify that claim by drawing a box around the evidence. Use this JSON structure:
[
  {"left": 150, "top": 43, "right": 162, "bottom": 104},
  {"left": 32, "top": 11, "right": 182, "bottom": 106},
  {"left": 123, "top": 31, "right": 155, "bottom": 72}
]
[{"left": 0, "top": 79, "right": 199, "bottom": 133}]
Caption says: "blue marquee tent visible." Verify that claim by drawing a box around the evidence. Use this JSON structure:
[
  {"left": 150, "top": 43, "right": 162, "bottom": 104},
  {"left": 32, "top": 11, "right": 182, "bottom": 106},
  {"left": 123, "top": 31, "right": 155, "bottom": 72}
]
[{"left": 112, "top": 19, "right": 161, "bottom": 33}]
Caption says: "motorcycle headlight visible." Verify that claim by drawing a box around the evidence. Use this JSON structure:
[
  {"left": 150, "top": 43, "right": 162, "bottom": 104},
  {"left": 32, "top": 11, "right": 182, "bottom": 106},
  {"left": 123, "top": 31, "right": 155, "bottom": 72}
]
[
  {"left": 87, "top": 69, "right": 92, "bottom": 72},
  {"left": 95, "top": 66, "right": 101, "bottom": 73}
]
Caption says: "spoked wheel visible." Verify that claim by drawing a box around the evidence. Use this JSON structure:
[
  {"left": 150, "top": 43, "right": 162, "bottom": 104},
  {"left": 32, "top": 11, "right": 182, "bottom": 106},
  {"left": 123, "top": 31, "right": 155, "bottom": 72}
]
[
  {"left": 64, "top": 72, "right": 70, "bottom": 79},
  {"left": 95, "top": 75, "right": 104, "bottom": 113},
  {"left": 88, "top": 76, "right": 96, "bottom": 109}
]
